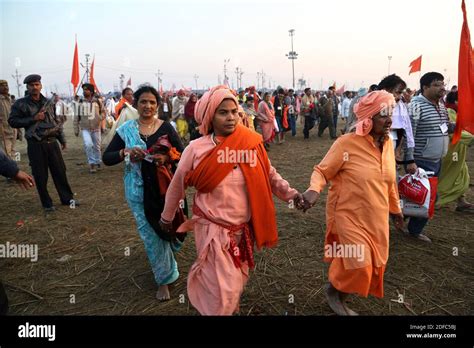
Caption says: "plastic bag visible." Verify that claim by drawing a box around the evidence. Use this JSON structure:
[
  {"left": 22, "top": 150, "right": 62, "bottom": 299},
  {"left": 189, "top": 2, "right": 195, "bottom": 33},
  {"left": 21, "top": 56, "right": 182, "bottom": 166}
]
[{"left": 399, "top": 168, "right": 438, "bottom": 219}]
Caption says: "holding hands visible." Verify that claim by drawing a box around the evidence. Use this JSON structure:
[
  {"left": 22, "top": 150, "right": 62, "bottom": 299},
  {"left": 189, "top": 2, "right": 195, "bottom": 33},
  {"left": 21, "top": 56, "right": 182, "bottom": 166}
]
[{"left": 293, "top": 190, "right": 319, "bottom": 212}]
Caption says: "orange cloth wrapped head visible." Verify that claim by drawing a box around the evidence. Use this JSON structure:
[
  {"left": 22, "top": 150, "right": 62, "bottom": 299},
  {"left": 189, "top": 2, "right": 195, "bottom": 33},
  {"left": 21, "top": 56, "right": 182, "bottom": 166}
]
[
  {"left": 353, "top": 90, "right": 395, "bottom": 136},
  {"left": 194, "top": 85, "right": 238, "bottom": 135}
]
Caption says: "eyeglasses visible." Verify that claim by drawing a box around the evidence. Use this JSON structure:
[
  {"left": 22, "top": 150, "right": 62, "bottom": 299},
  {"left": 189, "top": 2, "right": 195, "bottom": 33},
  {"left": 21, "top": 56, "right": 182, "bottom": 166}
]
[{"left": 430, "top": 83, "right": 446, "bottom": 88}]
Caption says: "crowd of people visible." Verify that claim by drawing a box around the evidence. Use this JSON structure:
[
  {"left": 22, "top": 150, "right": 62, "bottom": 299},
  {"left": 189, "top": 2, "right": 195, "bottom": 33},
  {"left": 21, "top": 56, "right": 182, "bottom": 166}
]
[{"left": 0, "top": 69, "right": 472, "bottom": 316}]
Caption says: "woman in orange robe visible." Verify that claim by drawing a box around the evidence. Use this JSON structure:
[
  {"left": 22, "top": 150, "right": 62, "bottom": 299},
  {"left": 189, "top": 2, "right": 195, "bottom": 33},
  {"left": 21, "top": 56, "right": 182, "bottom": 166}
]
[
  {"left": 160, "top": 85, "right": 302, "bottom": 315},
  {"left": 299, "top": 91, "right": 405, "bottom": 315}
]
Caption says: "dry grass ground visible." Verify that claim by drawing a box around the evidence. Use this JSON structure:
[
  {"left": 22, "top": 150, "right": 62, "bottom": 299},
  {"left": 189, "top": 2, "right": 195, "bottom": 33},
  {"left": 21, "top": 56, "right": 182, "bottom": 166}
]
[{"left": 1, "top": 119, "right": 473, "bottom": 315}]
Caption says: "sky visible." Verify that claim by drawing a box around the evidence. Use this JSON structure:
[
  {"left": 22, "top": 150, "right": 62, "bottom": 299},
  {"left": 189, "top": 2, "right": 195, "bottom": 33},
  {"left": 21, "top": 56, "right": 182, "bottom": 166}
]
[{"left": 0, "top": 0, "right": 472, "bottom": 96}]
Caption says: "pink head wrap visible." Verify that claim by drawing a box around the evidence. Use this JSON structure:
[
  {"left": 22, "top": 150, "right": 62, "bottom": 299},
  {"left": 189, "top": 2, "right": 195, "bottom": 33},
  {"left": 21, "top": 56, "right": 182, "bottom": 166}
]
[
  {"left": 194, "top": 85, "right": 238, "bottom": 135},
  {"left": 353, "top": 90, "right": 395, "bottom": 136}
]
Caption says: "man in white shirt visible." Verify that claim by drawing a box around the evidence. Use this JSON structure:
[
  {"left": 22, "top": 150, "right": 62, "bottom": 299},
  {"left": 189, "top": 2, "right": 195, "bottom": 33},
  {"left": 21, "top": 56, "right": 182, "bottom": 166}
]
[{"left": 340, "top": 91, "right": 352, "bottom": 133}]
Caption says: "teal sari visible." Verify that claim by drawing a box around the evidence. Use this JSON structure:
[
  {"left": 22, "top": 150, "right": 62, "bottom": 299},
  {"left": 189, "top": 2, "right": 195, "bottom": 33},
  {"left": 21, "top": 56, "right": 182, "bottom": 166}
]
[{"left": 116, "top": 120, "right": 182, "bottom": 285}]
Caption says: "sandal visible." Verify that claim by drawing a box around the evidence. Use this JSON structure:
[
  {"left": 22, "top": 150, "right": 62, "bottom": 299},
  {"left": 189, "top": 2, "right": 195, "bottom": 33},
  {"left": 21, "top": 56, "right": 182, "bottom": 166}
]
[{"left": 455, "top": 203, "right": 474, "bottom": 212}]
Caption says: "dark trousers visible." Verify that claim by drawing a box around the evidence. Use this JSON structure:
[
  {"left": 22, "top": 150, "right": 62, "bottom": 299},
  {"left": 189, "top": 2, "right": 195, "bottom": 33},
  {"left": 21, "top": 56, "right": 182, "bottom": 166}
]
[
  {"left": 187, "top": 118, "right": 201, "bottom": 141},
  {"left": 333, "top": 114, "right": 339, "bottom": 133},
  {"left": 0, "top": 280, "right": 8, "bottom": 315},
  {"left": 303, "top": 115, "right": 315, "bottom": 139},
  {"left": 289, "top": 115, "right": 297, "bottom": 136},
  {"left": 27, "top": 140, "right": 74, "bottom": 208},
  {"left": 407, "top": 159, "right": 442, "bottom": 236},
  {"left": 318, "top": 115, "right": 336, "bottom": 138},
  {"left": 159, "top": 112, "right": 171, "bottom": 122}
]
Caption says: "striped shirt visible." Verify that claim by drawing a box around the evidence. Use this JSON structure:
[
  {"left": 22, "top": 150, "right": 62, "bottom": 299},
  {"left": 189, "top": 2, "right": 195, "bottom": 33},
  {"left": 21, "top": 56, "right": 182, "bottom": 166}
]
[{"left": 405, "top": 94, "right": 449, "bottom": 161}]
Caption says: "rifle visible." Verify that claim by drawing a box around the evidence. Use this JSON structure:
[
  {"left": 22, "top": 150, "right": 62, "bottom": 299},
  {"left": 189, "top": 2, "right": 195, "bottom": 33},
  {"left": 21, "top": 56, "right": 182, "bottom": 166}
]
[
  {"left": 0, "top": 121, "right": 10, "bottom": 159},
  {"left": 29, "top": 96, "right": 56, "bottom": 141}
]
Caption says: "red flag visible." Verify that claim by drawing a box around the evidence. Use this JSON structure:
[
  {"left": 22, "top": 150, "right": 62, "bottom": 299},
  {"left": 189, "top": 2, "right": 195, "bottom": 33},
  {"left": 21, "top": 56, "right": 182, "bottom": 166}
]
[
  {"left": 71, "top": 38, "right": 79, "bottom": 95},
  {"left": 89, "top": 56, "right": 99, "bottom": 94},
  {"left": 126, "top": 77, "right": 131, "bottom": 87},
  {"left": 408, "top": 55, "right": 422, "bottom": 75},
  {"left": 453, "top": 0, "right": 474, "bottom": 144},
  {"left": 336, "top": 84, "right": 345, "bottom": 95}
]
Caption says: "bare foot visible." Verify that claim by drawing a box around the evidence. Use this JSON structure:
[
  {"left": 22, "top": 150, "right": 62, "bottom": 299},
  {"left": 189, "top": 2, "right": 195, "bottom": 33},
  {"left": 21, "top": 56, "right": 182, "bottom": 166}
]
[
  {"left": 156, "top": 285, "right": 170, "bottom": 301},
  {"left": 324, "top": 283, "right": 348, "bottom": 316},
  {"left": 339, "top": 292, "right": 359, "bottom": 316}
]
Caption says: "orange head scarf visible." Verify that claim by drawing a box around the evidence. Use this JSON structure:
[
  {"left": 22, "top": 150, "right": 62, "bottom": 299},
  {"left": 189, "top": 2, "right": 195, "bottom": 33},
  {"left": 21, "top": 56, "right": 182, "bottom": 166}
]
[
  {"left": 194, "top": 85, "right": 238, "bottom": 135},
  {"left": 353, "top": 90, "right": 395, "bottom": 136}
]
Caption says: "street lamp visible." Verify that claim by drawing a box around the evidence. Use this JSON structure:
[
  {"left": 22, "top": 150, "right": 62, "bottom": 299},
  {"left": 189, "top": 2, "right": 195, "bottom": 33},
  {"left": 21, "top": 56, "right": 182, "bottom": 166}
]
[
  {"left": 286, "top": 29, "right": 298, "bottom": 89},
  {"left": 155, "top": 69, "right": 163, "bottom": 91},
  {"left": 223, "top": 59, "right": 230, "bottom": 86},
  {"left": 193, "top": 74, "right": 199, "bottom": 90}
]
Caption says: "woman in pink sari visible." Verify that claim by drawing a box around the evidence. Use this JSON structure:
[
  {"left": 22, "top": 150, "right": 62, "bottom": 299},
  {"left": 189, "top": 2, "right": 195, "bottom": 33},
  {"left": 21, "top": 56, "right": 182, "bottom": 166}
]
[
  {"left": 257, "top": 92, "right": 276, "bottom": 150},
  {"left": 159, "top": 85, "right": 302, "bottom": 315}
]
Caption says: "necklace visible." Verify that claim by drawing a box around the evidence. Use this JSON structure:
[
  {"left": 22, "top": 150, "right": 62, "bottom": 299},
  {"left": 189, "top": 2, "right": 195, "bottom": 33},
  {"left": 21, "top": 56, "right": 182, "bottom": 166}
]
[
  {"left": 139, "top": 118, "right": 158, "bottom": 142},
  {"left": 139, "top": 118, "right": 155, "bottom": 129}
]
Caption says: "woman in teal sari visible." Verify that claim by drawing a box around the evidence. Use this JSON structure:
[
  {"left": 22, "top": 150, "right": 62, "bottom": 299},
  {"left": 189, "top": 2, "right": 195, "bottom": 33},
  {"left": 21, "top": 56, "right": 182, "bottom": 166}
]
[{"left": 103, "top": 85, "right": 185, "bottom": 300}]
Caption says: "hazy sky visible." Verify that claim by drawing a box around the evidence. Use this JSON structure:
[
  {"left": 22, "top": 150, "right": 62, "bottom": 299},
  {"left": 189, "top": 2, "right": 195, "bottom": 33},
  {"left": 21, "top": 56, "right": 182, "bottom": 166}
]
[{"left": 0, "top": 0, "right": 471, "bottom": 96}]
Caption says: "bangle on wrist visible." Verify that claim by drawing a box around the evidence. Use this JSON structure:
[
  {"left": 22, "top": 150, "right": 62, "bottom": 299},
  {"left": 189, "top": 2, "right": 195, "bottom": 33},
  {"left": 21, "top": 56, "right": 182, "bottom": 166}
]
[{"left": 160, "top": 217, "right": 171, "bottom": 224}]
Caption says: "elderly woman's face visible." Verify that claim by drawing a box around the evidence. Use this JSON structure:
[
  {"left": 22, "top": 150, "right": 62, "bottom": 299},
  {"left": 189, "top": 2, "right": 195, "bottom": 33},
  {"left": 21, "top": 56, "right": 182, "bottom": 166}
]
[
  {"left": 212, "top": 99, "right": 239, "bottom": 136},
  {"left": 137, "top": 92, "right": 158, "bottom": 118},
  {"left": 371, "top": 109, "right": 392, "bottom": 138}
]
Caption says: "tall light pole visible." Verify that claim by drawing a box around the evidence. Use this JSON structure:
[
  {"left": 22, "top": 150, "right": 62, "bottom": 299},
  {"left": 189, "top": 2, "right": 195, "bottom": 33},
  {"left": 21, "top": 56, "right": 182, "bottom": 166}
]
[
  {"left": 81, "top": 54, "right": 91, "bottom": 82},
  {"left": 443, "top": 68, "right": 450, "bottom": 89},
  {"left": 223, "top": 59, "right": 230, "bottom": 86},
  {"left": 119, "top": 74, "right": 125, "bottom": 91},
  {"left": 387, "top": 56, "right": 392, "bottom": 75},
  {"left": 234, "top": 67, "right": 244, "bottom": 89},
  {"left": 286, "top": 29, "right": 298, "bottom": 89},
  {"left": 11, "top": 69, "right": 22, "bottom": 98},
  {"left": 235, "top": 67, "right": 240, "bottom": 89},
  {"left": 155, "top": 69, "right": 163, "bottom": 91},
  {"left": 257, "top": 72, "right": 261, "bottom": 90},
  {"left": 193, "top": 74, "right": 199, "bottom": 90}
]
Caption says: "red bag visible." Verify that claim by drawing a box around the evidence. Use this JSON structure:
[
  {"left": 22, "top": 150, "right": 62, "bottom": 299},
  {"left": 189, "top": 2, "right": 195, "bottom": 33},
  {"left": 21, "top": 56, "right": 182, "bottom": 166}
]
[
  {"left": 399, "top": 168, "right": 438, "bottom": 219},
  {"left": 398, "top": 174, "right": 429, "bottom": 205},
  {"left": 427, "top": 176, "right": 438, "bottom": 219}
]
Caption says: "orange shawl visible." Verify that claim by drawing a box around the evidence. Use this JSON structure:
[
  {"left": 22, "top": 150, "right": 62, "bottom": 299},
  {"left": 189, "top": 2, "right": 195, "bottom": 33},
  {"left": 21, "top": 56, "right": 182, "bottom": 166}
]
[
  {"left": 114, "top": 98, "right": 127, "bottom": 120},
  {"left": 185, "top": 124, "right": 278, "bottom": 249}
]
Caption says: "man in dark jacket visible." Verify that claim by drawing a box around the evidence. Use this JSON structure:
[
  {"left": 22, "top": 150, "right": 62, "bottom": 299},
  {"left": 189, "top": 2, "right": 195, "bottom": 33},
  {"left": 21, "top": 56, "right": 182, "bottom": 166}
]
[
  {"left": 318, "top": 87, "right": 337, "bottom": 139},
  {"left": 8, "top": 74, "right": 75, "bottom": 212}
]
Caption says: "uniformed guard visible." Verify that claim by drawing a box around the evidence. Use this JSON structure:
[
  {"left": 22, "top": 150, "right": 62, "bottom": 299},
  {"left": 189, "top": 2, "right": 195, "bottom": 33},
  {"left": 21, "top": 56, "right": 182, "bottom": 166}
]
[{"left": 8, "top": 74, "right": 76, "bottom": 212}]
